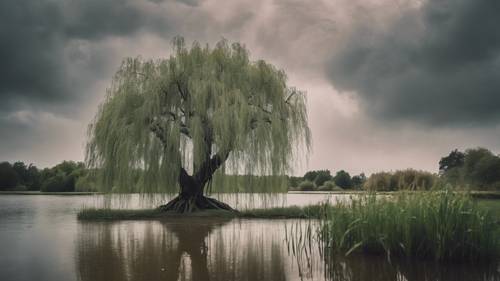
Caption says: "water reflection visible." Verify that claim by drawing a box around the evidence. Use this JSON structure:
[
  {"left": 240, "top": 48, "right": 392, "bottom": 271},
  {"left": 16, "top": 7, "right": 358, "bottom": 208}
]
[
  {"left": 76, "top": 218, "right": 289, "bottom": 281},
  {"left": 323, "top": 254, "right": 500, "bottom": 281},
  {"left": 77, "top": 218, "right": 500, "bottom": 281},
  {"left": 2, "top": 195, "right": 498, "bottom": 281}
]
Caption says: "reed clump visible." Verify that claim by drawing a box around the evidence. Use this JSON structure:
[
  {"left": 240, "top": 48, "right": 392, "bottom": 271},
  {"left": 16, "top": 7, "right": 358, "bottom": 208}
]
[{"left": 320, "top": 190, "right": 500, "bottom": 262}]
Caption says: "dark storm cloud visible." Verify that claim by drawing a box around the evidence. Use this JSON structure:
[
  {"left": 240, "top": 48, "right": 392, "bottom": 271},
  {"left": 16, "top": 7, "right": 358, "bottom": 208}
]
[
  {"left": 327, "top": 0, "right": 500, "bottom": 127},
  {"left": 0, "top": 0, "right": 191, "bottom": 164},
  {"left": 0, "top": 1, "right": 66, "bottom": 106},
  {"left": 0, "top": 0, "right": 178, "bottom": 114}
]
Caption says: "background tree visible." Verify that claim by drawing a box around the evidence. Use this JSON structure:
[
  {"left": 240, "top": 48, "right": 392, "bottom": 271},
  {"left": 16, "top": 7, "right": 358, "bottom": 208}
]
[
  {"left": 287, "top": 176, "right": 302, "bottom": 189},
  {"left": 25, "top": 164, "right": 41, "bottom": 190},
  {"left": 438, "top": 147, "right": 500, "bottom": 189},
  {"left": 462, "top": 148, "right": 500, "bottom": 188},
  {"left": 333, "top": 170, "right": 352, "bottom": 189},
  {"left": 303, "top": 170, "right": 320, "bottom": 182},
  {"left": 302, "top": 169, "right": 332, "bottom": 187},
  {"left": 86, "top": 38, "right": 310, "bottom": 212},
  {"left": 40, "top": 161, "right": 85, "bottom": 192},
  {"left": 439, "top": 149, "right": 465, "bottom": 174},
  {"left": 0, "top": 162, "right": 19, "bottom": 189},
  {"left": 2, "top": 161, "right": 41, "bottom": 190},
  {"left": 313, "top": 170, "right": 332, "bottom": 187},
  {"left": 351, "top": 173, "right": 366, "bottom": 189},
  {"left": 12, "top": 162, "right": 28, "bottom": 185}
]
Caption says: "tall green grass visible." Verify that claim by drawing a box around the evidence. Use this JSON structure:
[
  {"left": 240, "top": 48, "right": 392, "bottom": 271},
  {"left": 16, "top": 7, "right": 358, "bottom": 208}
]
[{"left": 320, "top": 190, "right": 499, "bottom": 262}]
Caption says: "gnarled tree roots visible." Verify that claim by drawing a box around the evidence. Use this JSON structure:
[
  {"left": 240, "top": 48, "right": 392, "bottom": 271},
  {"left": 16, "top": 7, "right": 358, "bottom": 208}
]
[{"left": 158, "top": 195, "right": 237, "bottom": 213}]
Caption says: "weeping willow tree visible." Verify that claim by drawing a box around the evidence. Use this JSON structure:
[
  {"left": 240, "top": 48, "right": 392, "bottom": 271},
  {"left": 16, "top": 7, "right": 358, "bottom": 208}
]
[{"left": 86, "top": 37, "right": 310, "bottom": 212}]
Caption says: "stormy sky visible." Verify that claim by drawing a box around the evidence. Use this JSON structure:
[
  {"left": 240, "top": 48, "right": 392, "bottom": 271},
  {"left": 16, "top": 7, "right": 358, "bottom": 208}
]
[{"left": 1, "top": 0, "right": 500, "bottom": 175}]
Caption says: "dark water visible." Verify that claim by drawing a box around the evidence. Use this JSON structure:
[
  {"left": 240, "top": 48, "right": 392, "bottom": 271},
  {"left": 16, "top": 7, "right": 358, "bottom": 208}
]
[{"left": 0, "top": 194, "right": 498, "bottom": 281}]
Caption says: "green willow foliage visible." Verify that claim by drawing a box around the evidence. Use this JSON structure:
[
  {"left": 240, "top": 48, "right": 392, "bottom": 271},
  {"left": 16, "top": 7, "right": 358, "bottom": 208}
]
[{"left": 86, "top": 38, "right": 310, "bottom": 194}]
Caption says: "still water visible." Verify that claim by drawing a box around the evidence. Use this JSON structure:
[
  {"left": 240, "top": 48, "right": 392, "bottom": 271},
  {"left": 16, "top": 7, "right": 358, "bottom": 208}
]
[{"left": 0, "top": 194, "right": 498, "bottom": 281}]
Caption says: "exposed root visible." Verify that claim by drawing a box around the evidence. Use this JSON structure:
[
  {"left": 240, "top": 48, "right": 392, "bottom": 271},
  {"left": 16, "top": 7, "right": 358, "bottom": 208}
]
[{"left": 158, "top": 195, "right": 237, "bottom": 213}]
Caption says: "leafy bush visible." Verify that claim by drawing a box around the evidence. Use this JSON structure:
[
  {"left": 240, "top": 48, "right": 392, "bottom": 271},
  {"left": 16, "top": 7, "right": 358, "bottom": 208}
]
[
  {"left": 393, "top": 169, "right": 436, "bottom": 190},
  {"left": 318, "top": 180, "right": 337, "bottom": 191},
  {"left": 298, "top": 180, "right": 315, "bottom": 191},
  {"left": 363, "top": 172, "right": 392, "bottom": 191},
  {"left": 75, "top": 173, "right": 98, "bottom": 192},
  {"left": 364, "top": 169, "right": 437, "bottom": 191},
  {"left": 41, "top": 174, "right": 75, "bottom": 192},
  {"left": 315, "top": 171, "right": 333, "bottom": 187}
]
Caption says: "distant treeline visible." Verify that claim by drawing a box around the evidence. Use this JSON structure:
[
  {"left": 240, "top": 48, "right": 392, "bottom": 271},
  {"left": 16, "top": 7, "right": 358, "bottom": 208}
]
[
  {"left": 290, "top": 147, "right": 500, "bottom": 191},
  {"left": 288, "top": 170, "right": 366, "bottom": 191},
  {"left": 1, "top": 147, "right": 499, "bottom": 192},
  {"left": 0, "top": 161, "right": 96, "bottom": 192}
]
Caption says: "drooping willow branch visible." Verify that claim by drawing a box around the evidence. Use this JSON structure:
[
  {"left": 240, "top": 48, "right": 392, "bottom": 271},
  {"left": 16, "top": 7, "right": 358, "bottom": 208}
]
[{"left": 86, "top": 37, "right": 311, "bottom": 195}]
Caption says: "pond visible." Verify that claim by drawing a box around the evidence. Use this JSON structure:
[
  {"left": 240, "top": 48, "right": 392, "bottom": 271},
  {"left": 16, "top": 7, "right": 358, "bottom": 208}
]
[{"left": 0, "top": 194, "right": 498, "bottom": 281}]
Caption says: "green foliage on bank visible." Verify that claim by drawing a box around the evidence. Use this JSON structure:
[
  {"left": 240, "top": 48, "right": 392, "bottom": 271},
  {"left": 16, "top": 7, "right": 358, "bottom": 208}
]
[
  {"left": 440, "top": 147, "right": 500, "bottom": 190},
  {"left": 0, "top": 161, "right": 41, "bottom": 190},
  {"left": 291, "top": 147, "right": 500, "bottom": 192},
  {"left": 78, "top": 204, "right": 331, "bottom": 221},
  {"left": 364, "top": 169, "right": 437, "bottom": 191},
  {"left": 0, "top": 160, "right": 98, "bottom": 192},
  {"left": 320, "top": 190, "right": 500, "bottom": 262},
  {"left": 289, "top": 169, "right": 366, "bottom": 191}
]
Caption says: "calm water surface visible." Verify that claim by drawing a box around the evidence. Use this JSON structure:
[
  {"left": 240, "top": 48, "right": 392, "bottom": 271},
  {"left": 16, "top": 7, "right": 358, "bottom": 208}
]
[{"left": 0, "top": 194, "right": 498, "bottom": 281}]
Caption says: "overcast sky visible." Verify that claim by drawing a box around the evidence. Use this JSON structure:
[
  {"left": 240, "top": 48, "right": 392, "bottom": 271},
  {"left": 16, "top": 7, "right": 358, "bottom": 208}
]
[{"left": 1, "top": 0, "right": 500, "bottom": 175}]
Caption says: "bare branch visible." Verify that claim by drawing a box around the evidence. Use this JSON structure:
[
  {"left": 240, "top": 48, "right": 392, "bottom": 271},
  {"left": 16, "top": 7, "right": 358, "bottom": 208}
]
[
  {"left": 176, "top": 80, "right": 187, "bottom": 101},
  {"left": 248, "top": 103, "right": 273, "bottom": 115},
  {"left": 285, "top": 91, "right": 296, "bottom": 105},
  {"left": 180, "top": 126, "right": 191, "bottom": 138}
]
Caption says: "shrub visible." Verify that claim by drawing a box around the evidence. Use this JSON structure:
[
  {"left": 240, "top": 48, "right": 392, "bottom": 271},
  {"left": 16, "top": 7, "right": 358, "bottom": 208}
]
[
  {"left": 41, "top": 174, "right": 75, "bottom": 192},
  {"left": 298, "top": 180, "right": 315, "bottom": 191},
  {"left": 320, "top": 190, "right": 500, "bottom": 262},
  {"left": 364, "top": 169, "right": 437, "bottom": 191},
  {"left": 318, "top": 180, "right": 337, "bottom": 191},
  {"left": 315, "top": 171, "right": 333, "bottom": 187},
  {"left": 75, "top": 173, "right": 98, "bottom": 192},
  {"left": 392, "top": 169, "right": 436, "bottom": 190},
  {"left": 303, "top": 170, "right": 333, "bottom": 186},
  {"left": 363, "top": 172, "right": 392, "bottom": 191}
]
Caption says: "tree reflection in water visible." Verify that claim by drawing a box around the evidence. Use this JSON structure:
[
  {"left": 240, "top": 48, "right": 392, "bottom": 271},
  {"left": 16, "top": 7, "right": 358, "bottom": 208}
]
[
  {"left": 76, "top": 218, "right": 500, "bottom": 281},
  {"left": 76, "top": 218, "right": 288, "bottom": 281}
]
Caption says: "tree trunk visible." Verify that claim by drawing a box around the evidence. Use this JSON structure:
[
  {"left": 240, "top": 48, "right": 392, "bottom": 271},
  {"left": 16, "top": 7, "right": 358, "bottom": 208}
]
[{"left": 158, "top": 167, "right": 235, "bottom": 213}]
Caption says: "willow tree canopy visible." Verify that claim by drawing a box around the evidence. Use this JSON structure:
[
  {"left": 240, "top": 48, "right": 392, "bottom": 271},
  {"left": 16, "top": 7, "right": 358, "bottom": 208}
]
[{"left": 86, "top": 37, "right": 310, "bottom": 198}]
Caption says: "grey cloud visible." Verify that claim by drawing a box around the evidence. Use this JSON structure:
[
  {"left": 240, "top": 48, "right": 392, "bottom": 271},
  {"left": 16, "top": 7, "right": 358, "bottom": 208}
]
[
  {"left": 0, "top": 0, "right": 186, "bottom": 165},
  {"left": 174, "top": 0, "right": 200, "bottom": 7},
  {"left": 62, "top": 0, "right": 178, "bottom": 40},
  {"left": 0, "top": 0, "right": 180, "bottom": 116},
  {"left": 3, "top": 0, "right": 499, "bottom": 173},
  {"left": 327, "top": 0, "right": 500, "bottom": 127},
  {"left": 0, "top": 1, "right": 66, "bottom": 107}
]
